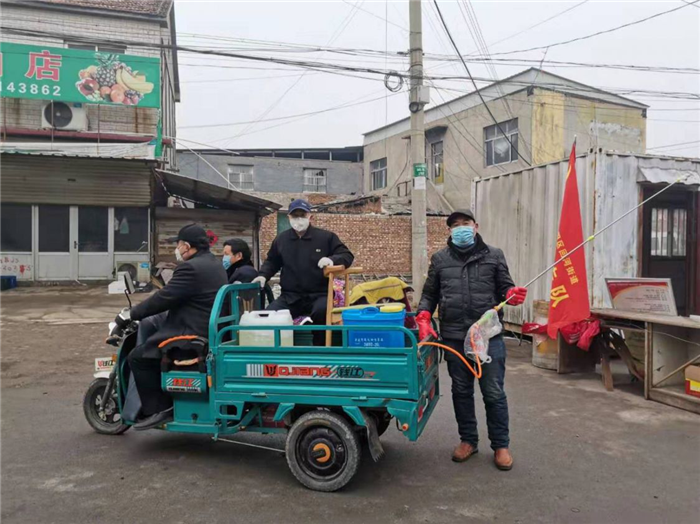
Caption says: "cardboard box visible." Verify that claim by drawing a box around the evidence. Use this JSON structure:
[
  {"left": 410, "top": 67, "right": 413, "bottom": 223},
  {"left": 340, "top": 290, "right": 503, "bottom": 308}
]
[
  {"left": 685, "top": 365, "right": 700, "bottom": 398},
  {"left": 685, "top": 365, "right": 700, "bottom": 382}
]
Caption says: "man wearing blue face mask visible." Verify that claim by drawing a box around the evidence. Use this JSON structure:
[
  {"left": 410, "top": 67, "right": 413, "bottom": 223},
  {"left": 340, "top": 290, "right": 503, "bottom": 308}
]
[
  {"left": 222, "top": 238, "right": 274, "bottom": 304},
  {"left": 416, "top": 209, "right": 527, "bottom": 470}
]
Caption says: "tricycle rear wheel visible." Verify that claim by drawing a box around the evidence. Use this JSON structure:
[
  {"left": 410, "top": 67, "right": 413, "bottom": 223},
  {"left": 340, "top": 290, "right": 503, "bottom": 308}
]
[
  {"left": 286, "top": 410, "right": 361, "bottom": 492},
  {"left": 83, "top": 378, "right": 130, "bottom": 435}
]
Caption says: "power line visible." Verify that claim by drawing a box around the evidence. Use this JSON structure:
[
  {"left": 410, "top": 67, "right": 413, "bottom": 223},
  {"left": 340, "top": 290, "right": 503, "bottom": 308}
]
[
  {"left": 179, "top": 90, "right": 402, "bottom": 129},
  {"left": 490, "top": 0, "right": 700, "bottom": 56},
  {"left": 432, "top": 0, "right": 531, "bottom": 166},
  {"left": 223, "top": 0, "right": 365, "bottom": 146},
  {"left": 647, "top": 139, "right": 700, "bottom": 150},
  {"left": 340, "top": 0, "right": 408, "bottom": 31},
  {"left": 485, "top": 0, "right": 590, "bottom": 50}
]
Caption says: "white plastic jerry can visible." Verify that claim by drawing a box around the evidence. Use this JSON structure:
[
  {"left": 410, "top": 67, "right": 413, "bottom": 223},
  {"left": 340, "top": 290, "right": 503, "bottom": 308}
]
[{"left": 239, "top": 310, "right": 294, "bottom": 347}]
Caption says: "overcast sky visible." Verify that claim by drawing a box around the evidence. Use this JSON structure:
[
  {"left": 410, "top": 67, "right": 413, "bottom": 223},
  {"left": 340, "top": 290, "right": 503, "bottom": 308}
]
[{"left": 174, "top": 1, "right": 700, "bottom": 157}]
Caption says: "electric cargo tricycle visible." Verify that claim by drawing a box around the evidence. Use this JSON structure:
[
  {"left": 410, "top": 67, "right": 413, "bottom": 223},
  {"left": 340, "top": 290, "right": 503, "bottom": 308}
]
[{"left": 83, "top": 278, "right": 440, "bottom": 492}]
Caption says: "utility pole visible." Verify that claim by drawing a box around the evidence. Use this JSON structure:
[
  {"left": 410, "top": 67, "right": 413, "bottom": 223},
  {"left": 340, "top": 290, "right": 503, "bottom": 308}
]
[{"left": 409, "top": 0, "right": 428, "bottom": 298}]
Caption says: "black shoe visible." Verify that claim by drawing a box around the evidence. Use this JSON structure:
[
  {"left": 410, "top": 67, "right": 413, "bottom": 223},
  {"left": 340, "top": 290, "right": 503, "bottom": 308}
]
[{"left": 133, "top": 408, "right": 173, "bottom": 431}]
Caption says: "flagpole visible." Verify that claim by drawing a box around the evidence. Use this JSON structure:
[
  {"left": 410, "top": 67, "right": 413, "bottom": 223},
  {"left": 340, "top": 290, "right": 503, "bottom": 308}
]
[{"left": 496, "top": 172, "right": 691, "bottom": 310}]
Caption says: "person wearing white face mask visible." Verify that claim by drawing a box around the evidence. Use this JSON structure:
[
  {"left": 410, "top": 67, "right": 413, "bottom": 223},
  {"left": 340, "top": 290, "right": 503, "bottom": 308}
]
[
  {"left": 117, "top": 224, "right": 227, "bottom": 430},
  {"left": 416, "top": 209, "right": 527, "bottom": 471},
  {"left": 254, "top": 199, "right": 354, "bottom": 345}
]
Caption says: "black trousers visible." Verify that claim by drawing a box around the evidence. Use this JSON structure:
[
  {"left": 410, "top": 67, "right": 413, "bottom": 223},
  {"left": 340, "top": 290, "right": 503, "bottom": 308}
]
[
  {"left": 127, "top": 313, "right": 172, "bottom": 416},
  {"left": 267, "top": 292, "right": 327, "bottom": 346}
]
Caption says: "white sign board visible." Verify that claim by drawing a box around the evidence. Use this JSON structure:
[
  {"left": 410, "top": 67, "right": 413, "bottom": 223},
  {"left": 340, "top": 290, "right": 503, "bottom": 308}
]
[{"left": 605, "top": 278, "right": 678, "bottom": 316}]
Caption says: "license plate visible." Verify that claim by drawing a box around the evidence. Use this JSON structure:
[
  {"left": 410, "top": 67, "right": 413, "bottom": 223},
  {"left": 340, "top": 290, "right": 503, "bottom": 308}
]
[{"left": 95, "top": 357, "right": 115, "bottom": 372}]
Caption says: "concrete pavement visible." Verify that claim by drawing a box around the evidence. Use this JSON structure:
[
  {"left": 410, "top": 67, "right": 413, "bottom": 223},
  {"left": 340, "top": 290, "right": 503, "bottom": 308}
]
[{"left": 1, "top": 287, "right": 698, "bottom": 523}]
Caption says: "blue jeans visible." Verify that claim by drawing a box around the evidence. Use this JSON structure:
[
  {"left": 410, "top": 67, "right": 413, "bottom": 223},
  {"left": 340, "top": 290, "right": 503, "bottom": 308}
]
[{"left": 444, "top": 336, "right": 509, "bottom": 450}]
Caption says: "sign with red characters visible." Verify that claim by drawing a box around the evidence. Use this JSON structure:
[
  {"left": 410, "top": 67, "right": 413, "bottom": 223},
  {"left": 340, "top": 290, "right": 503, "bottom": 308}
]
[{"left": 245, "top": 364, "right": 376, "bottom": 380}]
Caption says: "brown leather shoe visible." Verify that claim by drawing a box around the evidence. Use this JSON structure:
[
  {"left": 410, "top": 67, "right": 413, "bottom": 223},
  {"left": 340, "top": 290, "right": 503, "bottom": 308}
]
[
  {"left": 494, "top": 448, "right": 513, "bottom": 470},
  {"left": 452, "top": 442, "right": 478, "bottom": 463}
]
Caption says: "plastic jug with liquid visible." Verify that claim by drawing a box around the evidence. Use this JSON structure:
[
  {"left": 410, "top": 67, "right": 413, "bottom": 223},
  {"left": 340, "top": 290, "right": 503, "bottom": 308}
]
[{"left": 239, "top": 310, "right": 294, "bottom": 347}]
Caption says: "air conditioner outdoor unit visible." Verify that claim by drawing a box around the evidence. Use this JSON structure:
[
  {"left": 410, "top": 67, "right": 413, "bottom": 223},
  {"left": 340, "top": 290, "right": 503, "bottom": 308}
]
[
  {"left": 115, "top": 260, "right": 150, "bottom": 284},
  {"left": 41, "top": 101, "right": 88, "bottom": 131}
]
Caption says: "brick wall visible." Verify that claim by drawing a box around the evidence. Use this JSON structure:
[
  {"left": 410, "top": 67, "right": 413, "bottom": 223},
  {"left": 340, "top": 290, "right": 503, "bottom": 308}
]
[{"left": 260, "top": 213, "right": 449, "bottom": 274}]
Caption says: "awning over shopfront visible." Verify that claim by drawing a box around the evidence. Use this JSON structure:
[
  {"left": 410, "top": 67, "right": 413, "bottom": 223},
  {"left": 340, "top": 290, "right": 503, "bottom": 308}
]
[{"left": 155, "top": 169, "right": 281, "bottom": 215}]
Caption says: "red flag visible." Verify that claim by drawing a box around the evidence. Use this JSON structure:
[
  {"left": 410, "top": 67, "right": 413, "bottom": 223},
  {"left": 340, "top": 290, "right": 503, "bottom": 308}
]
[{"left": 547, "top": 142, "right": 590, "bottom": 339}]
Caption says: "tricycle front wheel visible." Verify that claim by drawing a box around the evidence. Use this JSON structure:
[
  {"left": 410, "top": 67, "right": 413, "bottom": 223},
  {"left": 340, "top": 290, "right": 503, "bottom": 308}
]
[
  {"left": 83, "top": 378, "right": 130, "bottom": 435},
  {"left": 285, "top": 410, "right": 361, "bottom": 492}
]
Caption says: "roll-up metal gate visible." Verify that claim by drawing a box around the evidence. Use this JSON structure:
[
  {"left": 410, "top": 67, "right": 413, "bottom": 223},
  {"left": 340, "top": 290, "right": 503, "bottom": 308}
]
[{"left": 0, "top": 154, "right": 152, "bottom": 207}]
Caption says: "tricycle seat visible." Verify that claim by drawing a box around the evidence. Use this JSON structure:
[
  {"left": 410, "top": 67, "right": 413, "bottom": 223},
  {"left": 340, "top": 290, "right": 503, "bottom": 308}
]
[{"left": 158, "top": 335, "right": 208, "bottom": 373}]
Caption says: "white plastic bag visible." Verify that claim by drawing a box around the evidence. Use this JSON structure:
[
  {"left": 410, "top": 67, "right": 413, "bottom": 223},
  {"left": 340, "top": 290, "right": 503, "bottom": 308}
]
[{"left": 464, "top": 308, "right": 503, "bottom": 364}]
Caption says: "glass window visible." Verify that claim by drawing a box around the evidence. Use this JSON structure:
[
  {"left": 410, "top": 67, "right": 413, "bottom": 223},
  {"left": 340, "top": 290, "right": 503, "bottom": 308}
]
[
  {"left": 370, "top": 158, "right": 387, "bottom": 190},
  {"left": 1, "top": 204, "right": 32, "bottom": 252},
  {"left": 484, "top": 118, "right": 518, "bottom": 166},
  {"left": 227, "top": 165, "right": 254, "bottom": 191},
  {"left": 79, "top": 207, "right": 108, "bottom": 253},
  {"left": 114, "top": 208, "right": 148, "bottom": 252},
  {"left": 39, "top": 205, "right": 70, "bottom": 252},
  {"left": 303, "top": 168, "right": 327, "bottom": 193},
  {"left": 651, "top": 207, "right": 687, "bottom": 257},
  {"left": 66, "top": 42, "right": 127, "bottom": 54},
  {"left": 430, "top": 141, "right": 444, "bottom": 184}
]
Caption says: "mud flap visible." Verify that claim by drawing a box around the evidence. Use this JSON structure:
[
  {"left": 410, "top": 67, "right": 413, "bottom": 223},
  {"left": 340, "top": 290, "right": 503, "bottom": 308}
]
[{"left": 361, "top": 410, "right": 385, "bottom": 462}]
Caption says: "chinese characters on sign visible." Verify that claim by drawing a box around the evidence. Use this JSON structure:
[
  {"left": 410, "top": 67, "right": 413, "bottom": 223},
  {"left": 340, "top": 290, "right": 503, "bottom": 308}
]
[
  {"left": 25, "top": 50, "right": 62, "bottom": 81},
  {"left": 0, "top": 42, "right": 160, "bottom": 108},
  {"left": 547, "top": 143, "right": 590, "bottom": 339}
]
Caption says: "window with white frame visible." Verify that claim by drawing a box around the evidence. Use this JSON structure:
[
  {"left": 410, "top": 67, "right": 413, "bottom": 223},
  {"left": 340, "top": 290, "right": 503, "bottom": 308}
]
[
  {"left": 66, "top": 42, "right": 127, "bottom": 54},
  {"left": 484, "top": 118, "right": 518, "bottom": 166},
  {"left": 227, "top": 165, "right": 254, "bottom": 191},
  {"left": 303, "top": 168, "right": 327, "bottom": 193},
  {"left": 370, "top": 158, "right": 387, "bottom": 190},
  {"left": 430, "top": 141, "right": 444, "bottom": 184}
]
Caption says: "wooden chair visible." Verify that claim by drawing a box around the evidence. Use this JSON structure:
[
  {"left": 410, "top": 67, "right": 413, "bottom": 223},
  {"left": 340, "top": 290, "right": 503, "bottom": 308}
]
[{"left": 323, "top": 265, "right": 364, "bottom": 346}]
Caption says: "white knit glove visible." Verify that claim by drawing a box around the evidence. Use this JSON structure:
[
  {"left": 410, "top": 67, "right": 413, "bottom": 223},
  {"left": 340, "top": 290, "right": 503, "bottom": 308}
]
[{"left": 318, "top": 257, "right": 334, "bottom": 269}]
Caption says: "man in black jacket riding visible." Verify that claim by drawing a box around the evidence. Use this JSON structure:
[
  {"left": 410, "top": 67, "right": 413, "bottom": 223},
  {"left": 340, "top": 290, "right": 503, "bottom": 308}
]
[
  {"left": 254, "top": 199, "right": 354, "bottom": 345},
  {"left": 416, "top": 209, "right": 527, "bottom": 470},
  {"left": 117, "top": 224, "right": 227, "bottom": 430}
]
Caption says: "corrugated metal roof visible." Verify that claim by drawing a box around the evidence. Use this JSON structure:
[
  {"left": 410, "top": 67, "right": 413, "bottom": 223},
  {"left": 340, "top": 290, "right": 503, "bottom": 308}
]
[{"left": 156, "top": 170, "right": 281, "bottom": 215}]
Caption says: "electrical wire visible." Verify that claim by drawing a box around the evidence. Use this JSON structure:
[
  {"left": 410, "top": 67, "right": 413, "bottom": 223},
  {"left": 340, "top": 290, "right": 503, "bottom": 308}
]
[
  {"left": 222, "top": 0, "right": 366, "bottom": 146},
  {"left": 432, "top": 0, "right": 532, "bottom": 166},
  {"left": 489, "top": 0, "right": 700, "bottom": 57},
  {"left": 179, "top": 90, "right": 402, "bottom": 129}
]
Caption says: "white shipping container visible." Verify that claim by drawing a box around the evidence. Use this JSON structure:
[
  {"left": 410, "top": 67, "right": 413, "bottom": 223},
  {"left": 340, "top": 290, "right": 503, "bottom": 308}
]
[{"left": 472, "top": 150, "right": 700, "bottom": 327}]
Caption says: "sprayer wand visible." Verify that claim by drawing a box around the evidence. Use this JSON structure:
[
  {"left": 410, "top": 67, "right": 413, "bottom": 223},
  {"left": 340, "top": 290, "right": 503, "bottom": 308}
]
[{"left": 493, "top": 173, "right": 691, "bottom": 312}]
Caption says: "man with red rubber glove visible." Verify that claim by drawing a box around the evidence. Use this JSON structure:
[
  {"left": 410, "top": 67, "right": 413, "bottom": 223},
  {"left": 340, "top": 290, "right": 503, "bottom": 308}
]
[{"left": 417, "top": 209, "right": 526, "bottom": 471}]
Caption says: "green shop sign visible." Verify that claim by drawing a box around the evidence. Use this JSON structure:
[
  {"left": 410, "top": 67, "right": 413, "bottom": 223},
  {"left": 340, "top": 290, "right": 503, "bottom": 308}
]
[{"left": 0, "top": 42, "right": 160, "bottom": 108}]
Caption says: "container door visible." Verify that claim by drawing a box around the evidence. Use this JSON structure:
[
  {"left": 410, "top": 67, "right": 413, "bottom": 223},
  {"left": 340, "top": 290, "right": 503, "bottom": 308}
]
[
  {"left": 642, "top": 188, "right": 695, "bottom": 316},
  {"left": 37, "top": 205, "right": 75, "bottom": 280},
  {"left": 78, "top": 206, "right": 113, "bottom": 279}
]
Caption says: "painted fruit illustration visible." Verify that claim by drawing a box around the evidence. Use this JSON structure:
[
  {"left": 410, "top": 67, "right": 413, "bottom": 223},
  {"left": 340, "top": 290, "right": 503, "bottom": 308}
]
[{"left": 76, "top": 53, "right": 154, "bottom": 105}]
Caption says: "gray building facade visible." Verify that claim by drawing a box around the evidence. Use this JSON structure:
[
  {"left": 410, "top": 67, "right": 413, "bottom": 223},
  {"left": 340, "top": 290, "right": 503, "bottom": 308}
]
[{"left": 177, "top": 147, "right": 364, "bottom": 196}]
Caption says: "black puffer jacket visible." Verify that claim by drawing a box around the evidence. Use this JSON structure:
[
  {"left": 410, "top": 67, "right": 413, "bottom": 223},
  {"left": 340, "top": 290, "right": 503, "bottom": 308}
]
[{"left": 418, "top": 234, "right": 515, "bottom": 341}]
